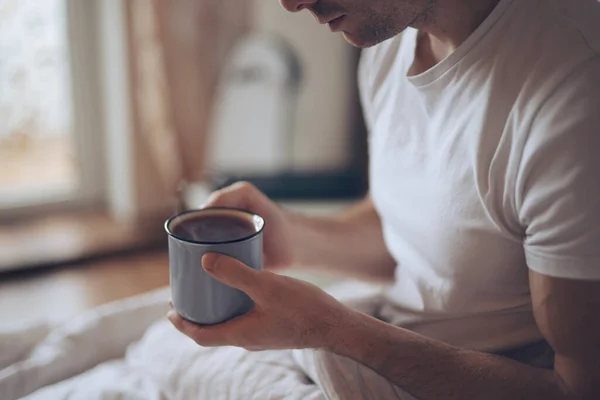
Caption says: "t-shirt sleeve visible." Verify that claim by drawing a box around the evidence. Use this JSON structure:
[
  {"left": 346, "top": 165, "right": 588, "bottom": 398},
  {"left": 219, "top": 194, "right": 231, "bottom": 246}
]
[{"left": 518, "top": 58, "right": 600, "bottom": 280}]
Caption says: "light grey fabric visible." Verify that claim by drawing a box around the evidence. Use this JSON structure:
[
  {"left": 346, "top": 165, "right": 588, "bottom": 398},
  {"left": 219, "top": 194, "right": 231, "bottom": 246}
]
[
  {"left": 290, "top": 340, "right": 555, "bottom": 400},
  {"left": 293, "top": 349, "right": 415, "bottom": 400}
]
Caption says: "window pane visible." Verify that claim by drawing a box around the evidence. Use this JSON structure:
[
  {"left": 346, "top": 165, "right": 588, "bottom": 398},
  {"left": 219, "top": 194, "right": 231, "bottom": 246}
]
[{"left": 0, "top": 0, "right": 77, "bottom": 205}]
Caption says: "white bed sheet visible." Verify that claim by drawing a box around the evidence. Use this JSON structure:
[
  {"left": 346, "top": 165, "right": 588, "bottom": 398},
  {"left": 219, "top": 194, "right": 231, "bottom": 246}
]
[{"left": 0, "top": 281, "right": 386, "bottom": 400}]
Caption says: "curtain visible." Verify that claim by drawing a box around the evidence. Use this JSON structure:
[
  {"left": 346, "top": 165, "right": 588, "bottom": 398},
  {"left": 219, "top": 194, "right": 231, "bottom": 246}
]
[{"left": 125, "top": 0, "right": 252, "bottom": 207}]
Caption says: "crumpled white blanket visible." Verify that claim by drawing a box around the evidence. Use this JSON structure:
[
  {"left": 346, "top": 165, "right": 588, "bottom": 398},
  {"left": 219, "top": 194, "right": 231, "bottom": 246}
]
[{"left": 0, "top": 281, "right": 386, "bottom": 400}]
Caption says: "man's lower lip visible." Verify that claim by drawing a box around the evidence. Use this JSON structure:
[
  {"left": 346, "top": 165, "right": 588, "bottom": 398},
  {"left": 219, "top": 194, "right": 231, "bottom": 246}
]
[{"left": 327, "top": 15, "right": 345, "bottom": 32}]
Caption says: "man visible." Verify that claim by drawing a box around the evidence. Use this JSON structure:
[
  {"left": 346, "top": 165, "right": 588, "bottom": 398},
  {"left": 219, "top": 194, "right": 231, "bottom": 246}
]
[{"left": 169, "top": 0, "right": 600, "bottom": 398}]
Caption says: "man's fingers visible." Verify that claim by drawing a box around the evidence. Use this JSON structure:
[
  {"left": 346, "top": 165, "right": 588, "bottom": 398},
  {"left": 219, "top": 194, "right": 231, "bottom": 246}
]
[
  {"left": 202, "top": 181, "right": 255, "bottom": 209},
  {"left": 167, "top": 311, "right": 222, "bottom": 345},
  {"left": 167, "top": 310, "right": 198, "bottom": 336},
  {"left": 202, "top": 253, "right": 262, "bottom": 297},
  {"left": 167, "top": 309, "right": 254, "bottom": 347}
]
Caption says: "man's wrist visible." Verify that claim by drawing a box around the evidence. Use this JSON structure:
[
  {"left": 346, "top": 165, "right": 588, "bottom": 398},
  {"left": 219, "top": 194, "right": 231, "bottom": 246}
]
[
  {"left": 324, "top": 310, "right": 406, "bottom": 372},
  {"left": 323, "top": 309, "right": 375, "bottom": 358}
]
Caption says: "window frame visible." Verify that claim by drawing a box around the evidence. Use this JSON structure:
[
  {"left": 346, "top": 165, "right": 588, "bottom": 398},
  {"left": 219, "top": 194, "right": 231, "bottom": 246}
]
[{"left": 0, "top": 0, "right": 105, "bottom": 219}]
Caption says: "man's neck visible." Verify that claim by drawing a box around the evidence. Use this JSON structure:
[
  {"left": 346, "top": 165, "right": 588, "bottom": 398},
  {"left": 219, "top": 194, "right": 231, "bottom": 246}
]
[{"left": 411, "top": 0, "right": 501, "bottom": 70}]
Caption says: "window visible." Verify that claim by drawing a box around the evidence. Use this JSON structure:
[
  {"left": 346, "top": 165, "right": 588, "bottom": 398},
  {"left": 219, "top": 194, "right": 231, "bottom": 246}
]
[{"left": 0, "top": 0, "right": 103, "bottom": 215}]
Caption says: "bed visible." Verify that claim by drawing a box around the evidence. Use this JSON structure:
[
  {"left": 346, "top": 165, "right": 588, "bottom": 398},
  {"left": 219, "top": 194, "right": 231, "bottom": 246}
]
[{"left": 1, "top": 281, "right": 386, "bottom": 400}]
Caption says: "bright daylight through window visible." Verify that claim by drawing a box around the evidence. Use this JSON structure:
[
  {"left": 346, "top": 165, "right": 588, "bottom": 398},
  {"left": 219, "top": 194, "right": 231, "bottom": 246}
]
[{"left": 0, "top": 0, "right": 78, "bottom": 208}]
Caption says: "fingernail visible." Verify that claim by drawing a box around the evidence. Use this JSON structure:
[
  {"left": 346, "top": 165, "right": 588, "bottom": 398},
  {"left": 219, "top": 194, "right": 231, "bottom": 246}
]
[
  {"left": 204, "top": 193, "right": 218, "bottom": 206},
  {"left": 202, "top": 253, "right": 217, "bottom": 271},
  {"left": 167, "top": 310, "right": 177, "bottom": 322}
]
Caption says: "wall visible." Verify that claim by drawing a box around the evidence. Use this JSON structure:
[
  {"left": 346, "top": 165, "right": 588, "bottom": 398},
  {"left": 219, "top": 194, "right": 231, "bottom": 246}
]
[{"left": 252, "top": 1, "right": 357, "bottom": 172}]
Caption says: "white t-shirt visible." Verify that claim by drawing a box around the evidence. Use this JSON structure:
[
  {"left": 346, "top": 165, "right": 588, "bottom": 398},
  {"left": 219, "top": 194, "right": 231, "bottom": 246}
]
[{"left": 361, "top": 0, "right": 600, "bottom": 352}]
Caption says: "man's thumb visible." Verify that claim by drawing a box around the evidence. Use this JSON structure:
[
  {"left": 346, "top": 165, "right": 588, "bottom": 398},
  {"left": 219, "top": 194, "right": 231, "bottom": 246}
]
[{"left": 202, "top": 253, "right": 260, "bottom": 296}]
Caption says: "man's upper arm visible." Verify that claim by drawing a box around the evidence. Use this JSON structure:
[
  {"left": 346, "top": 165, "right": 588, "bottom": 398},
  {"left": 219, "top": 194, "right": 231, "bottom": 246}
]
[
  {"left": 530, "top": 271, "right": 600, "bottom": 399},
  {"left": 518, "top": 58, "right": 600, "bottom": 280},
  {"left": 521, "top": 58, "right": 600, "bottom": 398}
]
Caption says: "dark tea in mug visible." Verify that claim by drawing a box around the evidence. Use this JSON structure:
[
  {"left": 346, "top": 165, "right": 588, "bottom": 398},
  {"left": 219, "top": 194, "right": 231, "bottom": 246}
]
[{"left": 171, "top": 213, "right": 257, "bottom": 243}]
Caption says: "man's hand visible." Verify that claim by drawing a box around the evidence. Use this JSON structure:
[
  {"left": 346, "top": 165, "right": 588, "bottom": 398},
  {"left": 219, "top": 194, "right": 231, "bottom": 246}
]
[
  {"left": 204, "top": 182, "right": 396, "bottom": 279},
  {"left": 167, "top": 252, "right": 357, "bottom": 351},
  {"left": 204, "top": 182, "right": 296, "bottom": 271}
]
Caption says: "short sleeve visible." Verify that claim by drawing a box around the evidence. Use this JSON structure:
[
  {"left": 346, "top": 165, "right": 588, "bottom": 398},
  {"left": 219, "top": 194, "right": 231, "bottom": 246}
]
[{"left": 518, "top": 58, "right": 600, "bottom": 280}]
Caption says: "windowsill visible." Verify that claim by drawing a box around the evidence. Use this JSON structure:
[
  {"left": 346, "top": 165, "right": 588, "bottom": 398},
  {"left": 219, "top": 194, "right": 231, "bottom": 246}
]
[
  {"left": 0, "top": 249, "right": 170, "bottom": 326},
  {"left": 0, "top": 211, "right": 168, "bottom": 273}
]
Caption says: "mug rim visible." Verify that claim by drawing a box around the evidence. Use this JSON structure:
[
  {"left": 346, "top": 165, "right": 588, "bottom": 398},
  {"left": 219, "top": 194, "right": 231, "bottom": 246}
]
[{"left": 164, "top": 207, "right": 265, "bottom": 245}]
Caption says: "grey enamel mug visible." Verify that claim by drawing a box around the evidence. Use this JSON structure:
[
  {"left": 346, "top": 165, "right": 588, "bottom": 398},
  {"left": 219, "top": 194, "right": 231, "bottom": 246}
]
[{"left": 165, "top": 207, "right": 264, "bottom": 325}]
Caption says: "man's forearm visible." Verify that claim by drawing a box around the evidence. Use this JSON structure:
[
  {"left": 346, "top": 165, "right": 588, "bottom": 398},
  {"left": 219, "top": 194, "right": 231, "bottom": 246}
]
[
  {"left": 287, "top": 198, "right": 396, "bottom": 280},
  {"left": 329, "top": 312, "right": 577, "bottom": 400}
]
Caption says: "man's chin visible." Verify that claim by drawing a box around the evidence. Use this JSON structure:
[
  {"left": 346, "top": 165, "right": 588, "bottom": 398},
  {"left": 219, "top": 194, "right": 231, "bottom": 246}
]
[
  {"left": 342, "top": 32, "right": 381, "bottom": 48},
  {"left": 341, "top": 28, "right": 403, "bottom": 48}
]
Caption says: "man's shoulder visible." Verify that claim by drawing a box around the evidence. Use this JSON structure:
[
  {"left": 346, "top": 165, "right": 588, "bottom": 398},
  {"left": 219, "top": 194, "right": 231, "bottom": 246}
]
[
  {"left": 544, "top": 0, "right": 600, "bottom": 54},
  {"left": 521, "top": 0, "right": 600, "bottom": 74},
  {"left": 492, "top": 0, "right": 600, "bottom": 123},
  {"left": 529, "top": 56, "right": 600, "bottom": 134},
  {"left": 502, "top": 0, "right": 600, "bottom": 71}
]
